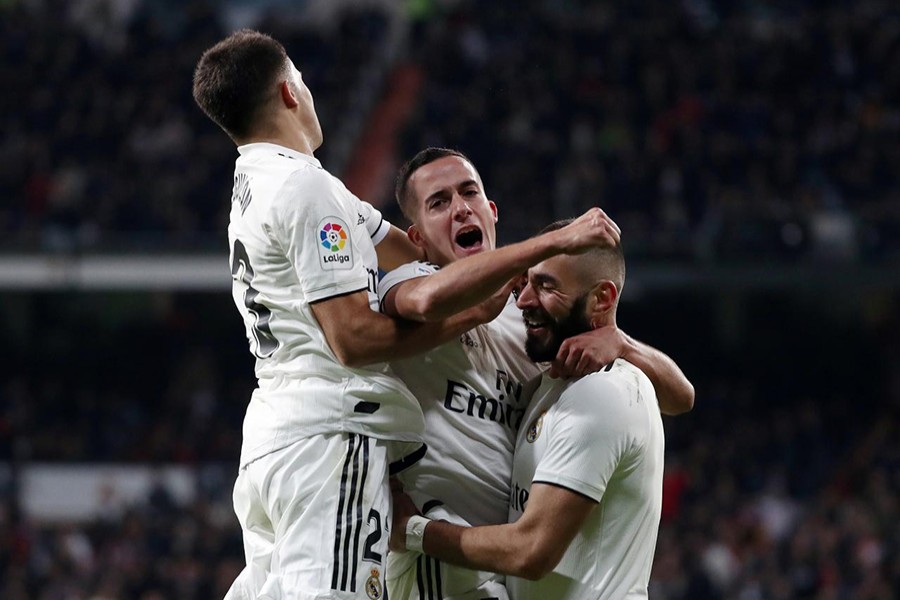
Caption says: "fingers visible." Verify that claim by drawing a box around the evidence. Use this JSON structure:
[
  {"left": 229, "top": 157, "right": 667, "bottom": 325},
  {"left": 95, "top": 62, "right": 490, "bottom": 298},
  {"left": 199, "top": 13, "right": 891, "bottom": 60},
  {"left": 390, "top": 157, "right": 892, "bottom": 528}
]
[
  {"left": 552, "top": 340, "right": 584, "bottom": 379},
  {"left": 567, "top": 207, "right": 621, "bottom": 252}
]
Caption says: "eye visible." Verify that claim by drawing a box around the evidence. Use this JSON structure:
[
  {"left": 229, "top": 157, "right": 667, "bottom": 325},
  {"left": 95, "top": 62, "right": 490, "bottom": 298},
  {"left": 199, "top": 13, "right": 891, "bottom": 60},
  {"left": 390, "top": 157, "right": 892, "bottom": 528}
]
[{"left": 428, "top": 197, "right": 448, "bottom": 210}]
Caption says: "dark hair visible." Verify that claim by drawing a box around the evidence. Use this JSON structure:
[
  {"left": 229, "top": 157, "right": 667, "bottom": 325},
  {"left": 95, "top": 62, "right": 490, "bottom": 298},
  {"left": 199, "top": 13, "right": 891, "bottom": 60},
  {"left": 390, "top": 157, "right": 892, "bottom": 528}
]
[
  {"left": 539, "top": 218, "right": 626, "bottom": 291},
  {"left": 192, "top": 29, "right": 289, "bottom": 140},
  {"left": 394, "top": 147, "right": 475, "bottom": 221}
]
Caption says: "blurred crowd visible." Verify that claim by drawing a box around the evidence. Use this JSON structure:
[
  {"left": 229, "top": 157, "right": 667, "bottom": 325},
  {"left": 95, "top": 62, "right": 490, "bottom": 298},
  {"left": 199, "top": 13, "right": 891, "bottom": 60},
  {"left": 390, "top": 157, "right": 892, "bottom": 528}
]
[
  {"left": 2, "top": 0, "right": 899, "bottom": 261},
  {"left": 1, "top": 0, "right": 390, "bottom": 252},
  {"left": 396, "top": 0, "right": 900, "bottom": 262}
]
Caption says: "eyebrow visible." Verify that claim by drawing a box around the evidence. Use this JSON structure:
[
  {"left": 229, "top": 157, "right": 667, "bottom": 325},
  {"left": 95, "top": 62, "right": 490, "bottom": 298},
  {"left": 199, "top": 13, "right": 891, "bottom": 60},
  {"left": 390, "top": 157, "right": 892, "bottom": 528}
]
[{"left": 424, "top": 179, "right": 480, "bottom": 204}]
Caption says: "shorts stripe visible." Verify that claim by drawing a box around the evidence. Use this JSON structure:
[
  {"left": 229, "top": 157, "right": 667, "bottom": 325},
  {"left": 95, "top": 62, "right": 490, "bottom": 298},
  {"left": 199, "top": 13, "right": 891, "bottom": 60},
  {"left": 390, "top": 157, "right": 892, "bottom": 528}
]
[
  {"left": 332, "top": 434, "right": 370, "bottom": 592},
  {"left": 351, "top": 436, "right": 370, "bottom": 588},
  {"left": 416, "top": 554, "right": 443, "bottom": 599}
]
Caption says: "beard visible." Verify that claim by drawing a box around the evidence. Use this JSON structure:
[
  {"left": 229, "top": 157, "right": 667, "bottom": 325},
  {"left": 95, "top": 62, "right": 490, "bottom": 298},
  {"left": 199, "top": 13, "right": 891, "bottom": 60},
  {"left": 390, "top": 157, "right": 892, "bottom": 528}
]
[{"left": 524, "top": 293, "right": 592, "bottom": 363}]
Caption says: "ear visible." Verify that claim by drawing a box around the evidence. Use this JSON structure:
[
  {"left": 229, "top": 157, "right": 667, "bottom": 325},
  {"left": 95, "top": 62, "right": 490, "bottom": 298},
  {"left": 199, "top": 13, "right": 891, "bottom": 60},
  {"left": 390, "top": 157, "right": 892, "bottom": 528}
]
[
  {"left": 489, "top": 200, "right": 498, "bottom": 223},
  {"left": 587, "top": 281, "right": 618, "bottom": 327},
  {"left": 407, "top": 224, "right": 427, "bottom": 250},
  {"left": 280, "top": 80, "right": 300, "bottom": 108}
]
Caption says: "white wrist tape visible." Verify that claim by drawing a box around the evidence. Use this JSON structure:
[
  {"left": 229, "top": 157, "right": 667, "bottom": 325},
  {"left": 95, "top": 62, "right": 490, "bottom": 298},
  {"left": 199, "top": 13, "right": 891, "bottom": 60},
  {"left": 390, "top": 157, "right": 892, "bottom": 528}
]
[{"left": 405, "top": 515, "right": 431, "bottom": 553}]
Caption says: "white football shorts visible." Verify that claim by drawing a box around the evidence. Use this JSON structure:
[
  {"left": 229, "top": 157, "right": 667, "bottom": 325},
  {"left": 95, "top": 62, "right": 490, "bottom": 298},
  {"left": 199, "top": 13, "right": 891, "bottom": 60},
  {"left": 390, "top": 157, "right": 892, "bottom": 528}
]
[{"left": 226, "top": 433, "right": 392, "bottom": 600}]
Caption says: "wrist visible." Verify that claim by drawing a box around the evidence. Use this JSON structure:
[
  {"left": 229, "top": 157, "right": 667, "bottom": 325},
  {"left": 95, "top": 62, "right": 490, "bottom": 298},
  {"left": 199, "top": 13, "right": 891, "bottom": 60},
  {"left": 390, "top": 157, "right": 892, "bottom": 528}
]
[{"left": 405, "top": 515, "right": 431, "bottom": 553}]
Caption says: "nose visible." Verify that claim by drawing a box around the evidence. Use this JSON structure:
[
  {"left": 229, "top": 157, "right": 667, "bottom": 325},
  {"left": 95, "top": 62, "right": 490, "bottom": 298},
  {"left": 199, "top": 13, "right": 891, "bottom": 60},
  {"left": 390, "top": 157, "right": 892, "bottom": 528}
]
[
  {"left": 516, "top": 280, "right": 537, "bottom": 310},
  {"left": 451, "top": 194, "right": 473, "bottom": 220}
]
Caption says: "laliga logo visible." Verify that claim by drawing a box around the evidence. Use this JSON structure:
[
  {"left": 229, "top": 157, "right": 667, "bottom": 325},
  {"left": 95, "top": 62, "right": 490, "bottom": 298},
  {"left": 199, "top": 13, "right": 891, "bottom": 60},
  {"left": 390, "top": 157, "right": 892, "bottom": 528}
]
[
  {"left": 320, "top": 222, "right": 347, "bottom": 252},
  {"left": 317, "top": 217, "right": 352, "bottom": 269}
]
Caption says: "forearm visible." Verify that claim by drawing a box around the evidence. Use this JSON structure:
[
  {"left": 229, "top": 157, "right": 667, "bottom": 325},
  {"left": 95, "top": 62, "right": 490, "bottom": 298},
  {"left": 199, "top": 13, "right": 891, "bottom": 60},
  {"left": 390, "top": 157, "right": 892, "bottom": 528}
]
[
  {"left": 423, "top": 520, "right": 535, "bottom": 579},
  {"left": 401, "top": 234, "right": 561, "bottom": 321},
  {"left": 337, "top": 307, "right": 484, "bottom": 367},
  {"left": 622, "top": 335, "right": 695, "bottom": 415}
]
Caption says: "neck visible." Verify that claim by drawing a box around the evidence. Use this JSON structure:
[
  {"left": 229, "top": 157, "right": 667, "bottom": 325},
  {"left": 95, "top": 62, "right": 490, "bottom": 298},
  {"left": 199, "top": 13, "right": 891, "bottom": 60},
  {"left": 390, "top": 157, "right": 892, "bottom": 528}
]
[{"left": 237, "top": 115, "right": 318, "bottom": 157}]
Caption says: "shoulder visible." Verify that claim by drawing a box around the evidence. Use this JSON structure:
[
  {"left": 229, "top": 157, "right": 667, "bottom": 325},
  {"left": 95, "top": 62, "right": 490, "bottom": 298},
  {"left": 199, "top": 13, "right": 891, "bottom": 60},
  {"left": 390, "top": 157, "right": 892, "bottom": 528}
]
[
  {"left": 378, "top": 261, "right": 440, "bottom": 302},
  {"left": 558, "top": 361, "right": 654, "bottom": 426},
  {"left": 382, "top": 260, "right": 440, "bottom": 282}
]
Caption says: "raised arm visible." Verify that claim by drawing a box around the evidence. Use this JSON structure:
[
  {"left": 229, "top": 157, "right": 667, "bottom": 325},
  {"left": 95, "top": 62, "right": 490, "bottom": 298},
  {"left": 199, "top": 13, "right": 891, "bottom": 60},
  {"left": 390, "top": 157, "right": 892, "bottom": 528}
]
[
  {"left": 551, "top": 327, "right": 695, "bottom": 415},
  {"left": 383, "top": 207, "right": 620, "bottom": 321},
  {"left": 391, "top": 483, "right": 594, "bottom": 580}
]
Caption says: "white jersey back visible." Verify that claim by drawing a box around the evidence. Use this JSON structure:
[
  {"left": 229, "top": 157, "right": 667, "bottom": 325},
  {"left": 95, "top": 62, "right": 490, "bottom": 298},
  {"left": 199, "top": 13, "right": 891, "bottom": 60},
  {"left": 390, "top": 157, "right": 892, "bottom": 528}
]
[
  {"left": 379, "top": 261, "right": 542, "bottom": 527},
  {"left": 228, "top": 143, "right": 424, "bottom": 467},
  {"left": 508, "top": 360, "right": 664, "bottom": 600}
]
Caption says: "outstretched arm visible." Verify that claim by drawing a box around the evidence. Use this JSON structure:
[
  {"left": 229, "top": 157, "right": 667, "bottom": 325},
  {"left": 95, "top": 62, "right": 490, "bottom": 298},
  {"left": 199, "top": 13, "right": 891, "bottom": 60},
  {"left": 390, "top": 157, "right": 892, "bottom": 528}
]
[
  {"left": 384, "top": 207, "right": 620, "bottom": 321},
  {"left": 551, "top": 327, "right": 694, "bottom": 415},
  {"left": 391, "top": 483, "right": 594, "bottom": 580}
]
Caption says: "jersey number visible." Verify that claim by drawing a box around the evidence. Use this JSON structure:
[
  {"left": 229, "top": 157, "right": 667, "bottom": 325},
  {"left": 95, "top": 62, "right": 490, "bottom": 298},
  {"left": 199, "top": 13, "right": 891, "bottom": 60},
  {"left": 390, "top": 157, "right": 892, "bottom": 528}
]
[
  {"left": 231, "top": 239, "right": 279, "bottom": 358},
  {"left": 363, "top": 507, "right": 383, "bottom": 563}
]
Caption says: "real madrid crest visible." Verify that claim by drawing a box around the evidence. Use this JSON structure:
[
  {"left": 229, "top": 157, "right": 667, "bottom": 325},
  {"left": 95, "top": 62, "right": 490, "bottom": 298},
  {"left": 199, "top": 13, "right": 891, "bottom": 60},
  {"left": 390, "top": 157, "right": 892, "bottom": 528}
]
[
  {"left": 526, "top": 411, "right": 545, "bottom": 443},
  {"left": 365, "top": 568, "right": 382, "bottom": 599}
]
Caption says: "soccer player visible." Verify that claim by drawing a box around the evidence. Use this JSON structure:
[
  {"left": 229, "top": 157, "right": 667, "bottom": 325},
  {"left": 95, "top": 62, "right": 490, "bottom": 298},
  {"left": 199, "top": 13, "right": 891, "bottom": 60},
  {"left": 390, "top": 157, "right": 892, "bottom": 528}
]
[
  {"left": 381, "top": 148, "right": 692, "bottom": 599},
  {"left": 193, "top": 32, "right": 627, "bottom": 599},
  {"left": 392, "top": 218, "right": 665, "bottom": 599}
]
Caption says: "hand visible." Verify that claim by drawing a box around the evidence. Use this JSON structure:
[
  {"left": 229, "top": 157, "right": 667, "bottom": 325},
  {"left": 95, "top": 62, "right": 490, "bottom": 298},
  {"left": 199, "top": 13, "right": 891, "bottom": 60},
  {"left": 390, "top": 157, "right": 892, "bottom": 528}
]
[
  {"left": 389, "top": 488, "right": 421, "bottom": 552},
  {"left": 550, "top": 325, "right": 626, "bottom": 378},
  {"left": 556, "top": 207, "right": 621, "bottom": 255}
]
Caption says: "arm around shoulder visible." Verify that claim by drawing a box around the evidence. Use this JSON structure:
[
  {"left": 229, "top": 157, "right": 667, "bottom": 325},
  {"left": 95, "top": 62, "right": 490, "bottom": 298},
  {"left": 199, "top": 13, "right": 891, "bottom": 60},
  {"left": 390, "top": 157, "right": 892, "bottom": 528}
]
[{"left": 620, "top": 334, "right": 694, "bottom": 415}]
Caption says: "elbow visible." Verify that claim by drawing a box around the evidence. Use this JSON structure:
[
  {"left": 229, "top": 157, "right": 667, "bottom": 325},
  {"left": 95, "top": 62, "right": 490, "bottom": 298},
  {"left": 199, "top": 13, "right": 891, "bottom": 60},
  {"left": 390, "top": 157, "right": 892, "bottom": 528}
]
[
  {"left": 677, "top": 383, "right": 696, "bottom": 414},
  {"left": 406, "top": 293, "right": 449, "bottom": 322},
  {"left": 509, "top": 543, "right": 560, "bottom": 580},
  {"left": 327, "top": 334, "right": 371, "bottom": 368},
  {"left": 660, "top": 382, "right": 695, "bottom": 416},
  {"left": 334, "top": 349, "right": 366, "bottom": 369}
]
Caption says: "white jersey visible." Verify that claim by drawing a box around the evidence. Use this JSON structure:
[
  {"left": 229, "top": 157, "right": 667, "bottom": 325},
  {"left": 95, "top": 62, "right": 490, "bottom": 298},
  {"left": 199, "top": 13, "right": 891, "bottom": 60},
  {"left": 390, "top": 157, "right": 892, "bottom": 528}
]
[
  {"left": 507, "top": 360, "right": 664, "bottom": 600},
  {"left": 379, "top": 261, "right": 542, "bottom": 526},
  {"left": 228, "top": 142, "right": 424, "bottom": 468}
]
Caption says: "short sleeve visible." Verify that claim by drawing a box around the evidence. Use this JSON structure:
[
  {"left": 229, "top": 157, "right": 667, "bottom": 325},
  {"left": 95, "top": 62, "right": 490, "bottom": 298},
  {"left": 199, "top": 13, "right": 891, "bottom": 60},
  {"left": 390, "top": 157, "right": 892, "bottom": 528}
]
[
  {"left": 377, "top": 261, "right": 440, "bottom": 311},
  {"left": 272, "top": 169, "right": 370, "bottom": 303},
  {"left": 532, "top": 375, "right": 636, "bottom": 503},
  {"left": 359, "top": 200, "right": 391, "bottom": 245}
]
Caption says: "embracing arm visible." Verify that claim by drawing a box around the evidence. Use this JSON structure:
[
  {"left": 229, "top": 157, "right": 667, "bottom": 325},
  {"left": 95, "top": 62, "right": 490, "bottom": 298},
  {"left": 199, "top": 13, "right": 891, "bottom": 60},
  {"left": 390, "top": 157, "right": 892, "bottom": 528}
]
[
  {"left": 393, "top": 483, "right": 594, "bottom": 580},
  {"left": 384, "top": 208, "right": 620, "bottom": 321},
  {"left": 311, "top": 284, "right": 509, "bottom": 368},
  {"left": 620, "top": 334, "right": 694, "bottom": 415},
  {"left": 551, "top": 327, "right": 694, "bottom": 415}
]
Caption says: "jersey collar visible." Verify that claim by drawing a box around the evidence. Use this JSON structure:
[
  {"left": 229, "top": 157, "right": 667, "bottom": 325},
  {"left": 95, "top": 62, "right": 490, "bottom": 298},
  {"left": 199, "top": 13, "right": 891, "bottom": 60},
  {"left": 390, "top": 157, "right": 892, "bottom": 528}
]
[{"left": 237, "top": 142, "right": 322, "bottom": 168}]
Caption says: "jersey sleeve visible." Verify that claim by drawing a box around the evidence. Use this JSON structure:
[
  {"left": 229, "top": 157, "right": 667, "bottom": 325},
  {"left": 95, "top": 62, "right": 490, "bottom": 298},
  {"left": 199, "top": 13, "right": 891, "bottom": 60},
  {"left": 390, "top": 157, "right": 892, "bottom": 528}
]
[
  {"left": 359, "top": 199, "right": 391, "bottom": 245},
  {"left": 377, "top": 260, "right": 440, "bottom": 311},
  {"left": 271, "top": 169, "right": 370, "bottom": 303},
  {"left": 531, "top": 374, "right": 637, "bottom": 503}
]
